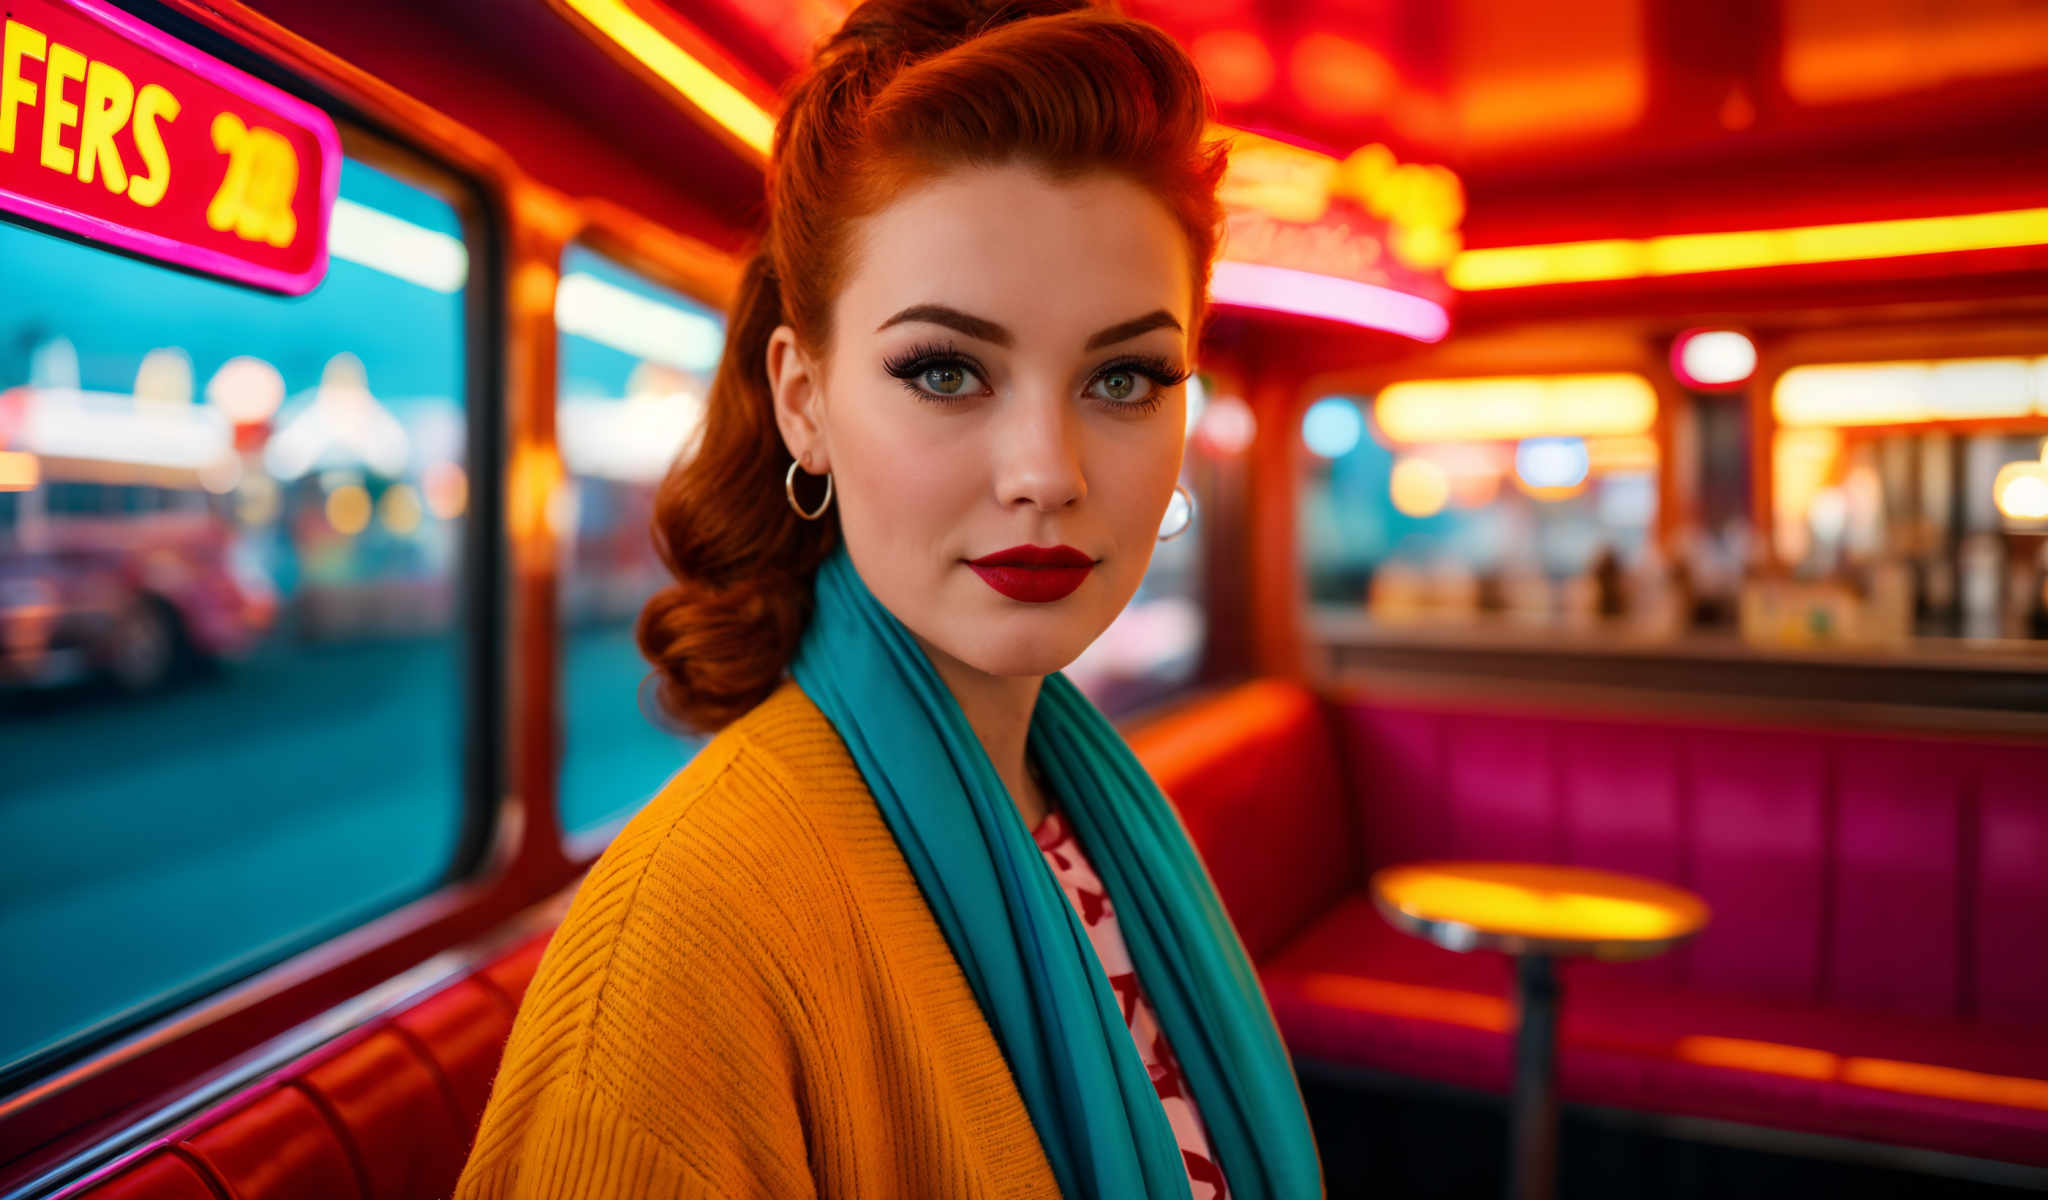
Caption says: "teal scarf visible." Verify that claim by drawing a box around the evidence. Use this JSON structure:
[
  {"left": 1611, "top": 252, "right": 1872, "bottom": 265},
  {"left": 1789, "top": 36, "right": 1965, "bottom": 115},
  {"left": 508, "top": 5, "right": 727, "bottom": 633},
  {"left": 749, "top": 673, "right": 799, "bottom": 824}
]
[{"left": 791, "top": 546, "right": 1322, "bottom": 1200}]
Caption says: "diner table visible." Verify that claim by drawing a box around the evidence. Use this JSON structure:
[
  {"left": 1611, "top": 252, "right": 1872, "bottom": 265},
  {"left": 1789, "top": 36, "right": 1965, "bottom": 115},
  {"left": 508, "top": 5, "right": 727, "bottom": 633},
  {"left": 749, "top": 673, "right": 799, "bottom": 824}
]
[{"left": 1371, "top": 861, "right": 1712, "bottom": 1200}]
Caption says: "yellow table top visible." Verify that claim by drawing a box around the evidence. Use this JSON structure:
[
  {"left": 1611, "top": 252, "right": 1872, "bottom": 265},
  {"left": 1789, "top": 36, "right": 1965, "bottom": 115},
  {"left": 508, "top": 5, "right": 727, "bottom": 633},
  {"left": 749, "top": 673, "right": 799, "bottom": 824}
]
[{"left": 1370, "top": 861, "right": 1711, "bottom": 960}]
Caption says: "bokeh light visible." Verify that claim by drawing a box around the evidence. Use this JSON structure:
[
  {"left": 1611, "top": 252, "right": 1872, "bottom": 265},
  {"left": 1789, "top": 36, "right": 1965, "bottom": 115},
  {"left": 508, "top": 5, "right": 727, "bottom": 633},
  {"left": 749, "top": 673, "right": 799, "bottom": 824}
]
[
  {"left": 1389, "top": 456, "right": 1450, "bottom": 517},
  {"left": 1303, "top": 396, "right": 1365, "bottom": 459}
]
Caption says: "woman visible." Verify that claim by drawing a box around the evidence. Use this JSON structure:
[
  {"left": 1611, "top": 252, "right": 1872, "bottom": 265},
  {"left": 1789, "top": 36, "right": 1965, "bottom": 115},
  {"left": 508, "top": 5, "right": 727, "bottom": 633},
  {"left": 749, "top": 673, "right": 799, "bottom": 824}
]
[{"left": 457, "top": 1, "right": 1323, "bottom": 1196}]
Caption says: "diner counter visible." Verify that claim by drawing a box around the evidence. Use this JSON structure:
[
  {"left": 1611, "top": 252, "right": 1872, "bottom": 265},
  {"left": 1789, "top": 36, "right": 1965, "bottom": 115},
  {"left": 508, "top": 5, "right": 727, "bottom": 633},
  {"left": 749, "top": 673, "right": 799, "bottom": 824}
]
[{"left": 1308, "top": 609, "right": 2048, "bottom": 730}]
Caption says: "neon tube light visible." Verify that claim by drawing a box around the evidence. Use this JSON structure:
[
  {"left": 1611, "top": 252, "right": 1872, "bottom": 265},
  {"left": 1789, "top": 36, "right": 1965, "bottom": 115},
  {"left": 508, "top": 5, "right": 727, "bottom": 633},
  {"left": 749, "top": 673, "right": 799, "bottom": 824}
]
[
  {"left": 1450, "top": 207, "right": 2048, "bottom": 290},
  {"left": 1210, "top": 261, "right": 1450, "bottom": 342},
  {"left": 329, "top": 199, "right": 469, "bottom": 293},
  {"left": 1774, "top": 356, "right": 2048, "bottom": 428},
  {"left": 556, "top": 0, "right": 775, "bottom": 159},
  {"left": 1375, "top": 374, "right": 1657, "bottom": 444}
]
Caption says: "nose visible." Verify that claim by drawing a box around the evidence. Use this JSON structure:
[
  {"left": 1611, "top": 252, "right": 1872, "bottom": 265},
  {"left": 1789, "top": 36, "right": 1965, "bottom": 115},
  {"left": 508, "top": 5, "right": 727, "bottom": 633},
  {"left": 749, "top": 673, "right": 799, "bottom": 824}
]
[{"left": 990, "top": 386, "right": 1087, "bottom": 513}]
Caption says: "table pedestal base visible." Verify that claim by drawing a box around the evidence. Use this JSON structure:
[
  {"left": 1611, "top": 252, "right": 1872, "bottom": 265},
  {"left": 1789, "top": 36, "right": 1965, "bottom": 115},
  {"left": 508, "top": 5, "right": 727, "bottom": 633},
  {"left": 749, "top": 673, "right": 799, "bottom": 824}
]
[{"left": 1508, "top": 953, "right": 1559, "bottom": 1200}]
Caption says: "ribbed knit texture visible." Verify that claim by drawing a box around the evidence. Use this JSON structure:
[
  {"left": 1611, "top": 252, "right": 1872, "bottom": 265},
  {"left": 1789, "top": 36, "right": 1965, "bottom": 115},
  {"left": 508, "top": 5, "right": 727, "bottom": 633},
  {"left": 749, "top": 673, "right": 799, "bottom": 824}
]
[{"left": 455, "top": 681, "right": 1061, "bottom": 1199}]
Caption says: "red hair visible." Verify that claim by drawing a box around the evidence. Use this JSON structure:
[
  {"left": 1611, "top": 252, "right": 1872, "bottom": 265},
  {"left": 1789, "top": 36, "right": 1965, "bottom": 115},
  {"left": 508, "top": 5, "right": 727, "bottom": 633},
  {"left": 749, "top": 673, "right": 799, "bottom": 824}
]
[{"left": 637, "top": 0, "right": 1228, "bottom": 731}]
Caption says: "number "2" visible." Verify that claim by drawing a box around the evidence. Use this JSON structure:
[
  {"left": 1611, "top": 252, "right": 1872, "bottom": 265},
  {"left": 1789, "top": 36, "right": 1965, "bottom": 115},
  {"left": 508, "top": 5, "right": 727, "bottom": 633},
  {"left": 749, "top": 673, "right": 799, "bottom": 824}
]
[{"left": 207, "top": 112, "right": 299, "bottom": 249}]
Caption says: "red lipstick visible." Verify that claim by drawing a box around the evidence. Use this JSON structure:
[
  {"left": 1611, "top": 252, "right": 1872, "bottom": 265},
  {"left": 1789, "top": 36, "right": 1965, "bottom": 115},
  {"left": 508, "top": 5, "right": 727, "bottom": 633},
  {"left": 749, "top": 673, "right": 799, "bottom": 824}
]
[{"left": 965, "top": 544, "right": 1095, "bottom": 603}]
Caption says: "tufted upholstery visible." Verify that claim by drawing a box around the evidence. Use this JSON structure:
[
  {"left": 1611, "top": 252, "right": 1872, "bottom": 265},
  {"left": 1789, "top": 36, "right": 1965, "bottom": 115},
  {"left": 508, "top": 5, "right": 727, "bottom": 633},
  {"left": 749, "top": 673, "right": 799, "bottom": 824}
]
[
  {"left": 69, "top": 932, "right": 549, "bottom": 1200},
  {"left": 1139, "top": 680, "right": 2048, "bottom": 1167}
]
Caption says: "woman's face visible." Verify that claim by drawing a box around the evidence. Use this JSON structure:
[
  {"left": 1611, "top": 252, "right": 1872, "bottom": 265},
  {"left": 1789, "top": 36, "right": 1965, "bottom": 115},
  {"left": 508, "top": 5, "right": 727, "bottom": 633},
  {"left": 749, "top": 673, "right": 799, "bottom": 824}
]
[{"left": 771, "top": 162, "right": 1193, "bottom": 679}]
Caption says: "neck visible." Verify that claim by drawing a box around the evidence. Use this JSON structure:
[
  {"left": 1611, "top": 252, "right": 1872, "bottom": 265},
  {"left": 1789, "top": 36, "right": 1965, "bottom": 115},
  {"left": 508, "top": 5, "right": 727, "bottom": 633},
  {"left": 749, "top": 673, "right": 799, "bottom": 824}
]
[{"left": 916, "top": 636, "right": 1050, "bottom": 831}]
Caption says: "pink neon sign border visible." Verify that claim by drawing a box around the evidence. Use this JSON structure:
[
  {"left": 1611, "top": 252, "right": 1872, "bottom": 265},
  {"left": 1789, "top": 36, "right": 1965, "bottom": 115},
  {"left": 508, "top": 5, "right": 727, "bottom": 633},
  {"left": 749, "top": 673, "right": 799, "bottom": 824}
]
[
  {"left": 0, "top": 0, "right": 342, "bottom": 296},
  {"left": 1210, "top": 260, "right": 1451, "bottom": 343}
]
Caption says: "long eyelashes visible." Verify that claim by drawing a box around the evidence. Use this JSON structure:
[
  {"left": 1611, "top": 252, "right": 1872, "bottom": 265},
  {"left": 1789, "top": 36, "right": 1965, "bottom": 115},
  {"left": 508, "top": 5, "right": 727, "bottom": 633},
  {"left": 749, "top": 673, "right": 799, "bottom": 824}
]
[{"left": 881, "top": 340, "right": 1187, "bottom": 414}]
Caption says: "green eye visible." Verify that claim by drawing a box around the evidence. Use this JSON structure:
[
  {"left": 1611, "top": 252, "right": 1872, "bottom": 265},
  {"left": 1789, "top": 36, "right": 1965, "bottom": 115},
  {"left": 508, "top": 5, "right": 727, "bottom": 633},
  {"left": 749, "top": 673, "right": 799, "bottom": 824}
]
[
  {"left": 1100, "top": 371, "right": 1136, "bottom": 401},
  {"left": 923, "top": 364, "right": 967, "bottom": 395}
]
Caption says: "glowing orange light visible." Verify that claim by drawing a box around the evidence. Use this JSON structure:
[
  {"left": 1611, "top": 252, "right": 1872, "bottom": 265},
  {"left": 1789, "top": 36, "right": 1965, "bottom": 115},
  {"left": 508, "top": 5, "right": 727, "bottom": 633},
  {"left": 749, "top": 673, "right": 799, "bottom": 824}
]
[
  {"left": 1389, "top": 457, "right": 1450, "bottom": 518},
  {"left": 1296, "top": 973, "right": 1511, "bottom": 1033},
  {"left": 1841, "top": 1058, "right": 2048, "bottom": 1113},
  {"left": 1452, "top": 208, "right": 2048, "bottom": 290},
  {"left": 1775, "top": 357, "right": 2046, "bottom": 428},
  {"left": 508, "top": 443, "right": 566, "bottom": 545},
  {"left": 1586, "top": 435, "right": 1660, "bottom": 472},
  {"left": 554, "top": 0, "right": 774, "bottom": 158},
  {"left": 1191, "top": 30, "right": 1274, "bottom": 104},
  {"left": 1290, "top": 34, "right": 1395, "bottom": 117},
  {"left": 1675, "top": 1037, "right": 1838, "bottom": 1080},
  {"left": 325, "top": 483, "right": 371, "bottom": 536},
  {"left": 1375, "top": 375, "right": 1657, "bottom": 444},
  {"left": 0, "top": 450, "right": 38, "bottom": 492},
  {"left": 1375, "top": 864, "right": 1704, "bottom": 943}
]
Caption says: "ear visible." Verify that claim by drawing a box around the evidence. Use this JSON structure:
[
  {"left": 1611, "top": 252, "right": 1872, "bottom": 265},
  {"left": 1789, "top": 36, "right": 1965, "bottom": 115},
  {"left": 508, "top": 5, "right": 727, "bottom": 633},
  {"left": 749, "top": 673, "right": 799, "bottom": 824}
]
[{"left": 766, "top": 324, "right": 830, "bottom": 473}]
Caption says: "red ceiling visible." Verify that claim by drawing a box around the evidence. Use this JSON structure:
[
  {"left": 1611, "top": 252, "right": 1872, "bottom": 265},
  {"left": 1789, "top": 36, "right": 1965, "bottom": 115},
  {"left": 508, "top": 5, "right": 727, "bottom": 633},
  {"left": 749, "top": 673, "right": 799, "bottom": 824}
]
[{"left": 665, "top": 0, "right": 2048, "bottom": 247}]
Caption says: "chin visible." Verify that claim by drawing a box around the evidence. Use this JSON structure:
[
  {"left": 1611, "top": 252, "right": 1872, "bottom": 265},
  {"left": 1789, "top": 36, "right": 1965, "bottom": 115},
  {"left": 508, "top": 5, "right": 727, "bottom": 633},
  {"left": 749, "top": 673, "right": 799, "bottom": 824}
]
[{"left": 941, "top": 607, "right": 1110, "bottom": 678}]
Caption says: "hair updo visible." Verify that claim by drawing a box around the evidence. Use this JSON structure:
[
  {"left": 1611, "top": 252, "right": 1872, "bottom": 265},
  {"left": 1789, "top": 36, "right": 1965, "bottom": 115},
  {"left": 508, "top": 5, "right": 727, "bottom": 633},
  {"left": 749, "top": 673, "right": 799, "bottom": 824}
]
[{"left": 635, "top": 0, "right": 1228, "bottom": 732}]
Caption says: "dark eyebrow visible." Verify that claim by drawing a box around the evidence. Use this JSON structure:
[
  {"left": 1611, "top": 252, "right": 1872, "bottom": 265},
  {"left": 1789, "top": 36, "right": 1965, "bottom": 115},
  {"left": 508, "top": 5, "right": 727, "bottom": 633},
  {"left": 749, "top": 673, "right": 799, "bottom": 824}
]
[
  {"left": 874, "top": 305, "right": 1184, "bottom": 352},
  {"left": 875, "top": 305, "right": 1012, "bottom": 347},
  {"left": 1083, "top": 309, "right": 1181, "bottom": 350}
]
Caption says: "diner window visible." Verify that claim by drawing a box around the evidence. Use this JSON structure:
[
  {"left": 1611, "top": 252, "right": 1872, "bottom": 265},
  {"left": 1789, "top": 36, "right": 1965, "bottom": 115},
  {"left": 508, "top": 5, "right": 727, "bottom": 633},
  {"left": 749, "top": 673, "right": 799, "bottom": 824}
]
[
  {"left": 1762, "top": 357, "right": 2048, "bottom": 645},
  {"left": 0, "top": 149, "right": 475, "bottom": 1081},
  {"left": 554, "top": 243, "right": 719, "bottom": 838},
  {"left": 1299, "top": 380, "right": 1670, "bottom": 631},
  {"left": 1065, "top": 373, "right": 1212, "bottom": 716}
]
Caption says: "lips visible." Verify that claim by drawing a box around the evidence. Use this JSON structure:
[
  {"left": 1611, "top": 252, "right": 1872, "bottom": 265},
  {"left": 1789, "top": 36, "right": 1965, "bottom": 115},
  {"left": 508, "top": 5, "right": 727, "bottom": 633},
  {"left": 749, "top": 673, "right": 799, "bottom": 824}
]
[{"left": 966, "top": 544, "right": 1096, "bottom": 603}]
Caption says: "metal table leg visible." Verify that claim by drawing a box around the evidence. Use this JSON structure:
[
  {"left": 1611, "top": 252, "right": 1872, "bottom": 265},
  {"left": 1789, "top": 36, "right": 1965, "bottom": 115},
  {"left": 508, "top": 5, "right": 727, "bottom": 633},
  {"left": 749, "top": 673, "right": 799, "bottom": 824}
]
[{"left": 1507, "top": 953, "right": 1559, "bottom": 1200}]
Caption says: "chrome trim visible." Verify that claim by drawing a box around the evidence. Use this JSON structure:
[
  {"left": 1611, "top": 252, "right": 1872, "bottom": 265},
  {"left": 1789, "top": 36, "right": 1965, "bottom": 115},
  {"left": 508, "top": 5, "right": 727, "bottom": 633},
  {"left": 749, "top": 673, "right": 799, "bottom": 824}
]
[{"left": 3, "top": 894, "right": 569, "bottom": 1200}]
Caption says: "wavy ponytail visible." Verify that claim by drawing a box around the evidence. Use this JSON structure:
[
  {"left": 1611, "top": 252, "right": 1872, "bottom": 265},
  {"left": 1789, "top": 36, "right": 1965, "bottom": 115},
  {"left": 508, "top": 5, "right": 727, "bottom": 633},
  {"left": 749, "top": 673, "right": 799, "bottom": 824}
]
[
  {"left": 635, "top": 251, "right": 837, "bottom": 731},
  {"left": 637, "top": 0, "right": 1226, "bottom": 732}
]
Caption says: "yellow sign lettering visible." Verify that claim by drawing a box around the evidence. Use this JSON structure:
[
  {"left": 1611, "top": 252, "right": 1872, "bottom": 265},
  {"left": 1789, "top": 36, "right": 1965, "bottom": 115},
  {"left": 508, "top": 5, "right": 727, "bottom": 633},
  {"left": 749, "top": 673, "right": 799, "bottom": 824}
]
[
  {"left": 206, "top": 110, "right": 251, "bottom": 230},
  {"left": 207, "top": 110, "right": 298, "bottom": 247},
  {"left": 76, "top": 59, "right": 133, "bottom": 192},
  {"left": 38, "top": 39, "right": 83, "bottom": 174},
  {"left": 126, "top": 83, "right": 177, "bottom": 207},
  {"left": 1, "top": 18, "right": 47, "bottom": 155}
]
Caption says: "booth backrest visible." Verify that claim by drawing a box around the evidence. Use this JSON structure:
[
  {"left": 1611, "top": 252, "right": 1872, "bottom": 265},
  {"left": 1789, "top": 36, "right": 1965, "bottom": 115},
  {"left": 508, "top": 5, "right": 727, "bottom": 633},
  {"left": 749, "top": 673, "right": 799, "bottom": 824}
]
[
  {"left": 1334, "top": 697, "right": 2048, "bottom": 1029},
  {"left": 70, "top": 934, "right": 552, "bottom": 1200},
  {"left": 1129, "top": 680, "right": 1359, "bottom": 961}
]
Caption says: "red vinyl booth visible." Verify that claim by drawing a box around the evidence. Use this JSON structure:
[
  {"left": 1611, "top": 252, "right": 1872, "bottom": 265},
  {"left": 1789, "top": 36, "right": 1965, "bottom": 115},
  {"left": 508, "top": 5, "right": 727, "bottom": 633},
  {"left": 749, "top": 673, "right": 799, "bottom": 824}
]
[
  {"left": 1129, "top": 679, "right": 2048, "bottom": 1168},
  {"left": 65, "top": 679, "right": 2048, "bottom": 1198}
]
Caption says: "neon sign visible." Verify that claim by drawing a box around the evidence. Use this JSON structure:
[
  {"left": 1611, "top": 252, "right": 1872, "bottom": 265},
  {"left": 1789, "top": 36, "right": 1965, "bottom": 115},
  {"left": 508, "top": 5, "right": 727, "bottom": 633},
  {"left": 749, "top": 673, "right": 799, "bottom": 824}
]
[
  {"left": 1211, "top": 126, "right": 1459, "bottom": 337},
  {"left": 0, "top": 0, "right": 338, "bottom": 294}
]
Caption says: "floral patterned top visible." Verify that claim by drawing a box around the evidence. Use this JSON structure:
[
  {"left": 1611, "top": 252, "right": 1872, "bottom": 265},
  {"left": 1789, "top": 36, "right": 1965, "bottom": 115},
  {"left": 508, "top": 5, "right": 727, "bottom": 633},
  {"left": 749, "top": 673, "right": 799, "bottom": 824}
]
[{"left": 1032, "top": 808, "right": 1232, "bottom": 1200}]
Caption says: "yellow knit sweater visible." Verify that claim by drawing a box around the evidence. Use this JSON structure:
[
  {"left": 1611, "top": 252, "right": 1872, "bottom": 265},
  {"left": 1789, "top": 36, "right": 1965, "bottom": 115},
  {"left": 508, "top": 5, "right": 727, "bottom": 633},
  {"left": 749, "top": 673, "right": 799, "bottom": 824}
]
[{"left": 455, "top": 680, "right": 1063, "bottom": 1199}]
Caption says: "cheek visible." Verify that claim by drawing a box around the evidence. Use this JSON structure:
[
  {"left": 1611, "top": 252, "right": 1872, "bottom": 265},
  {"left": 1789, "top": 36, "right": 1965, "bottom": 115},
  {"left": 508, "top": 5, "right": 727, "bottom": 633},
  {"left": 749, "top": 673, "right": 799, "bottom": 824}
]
[
  {"left": 827, "top": 386, "right": 977, "bottom": 549},
  {"left": 1097, "top": 421, "right": 1185, "bottom": 538}
]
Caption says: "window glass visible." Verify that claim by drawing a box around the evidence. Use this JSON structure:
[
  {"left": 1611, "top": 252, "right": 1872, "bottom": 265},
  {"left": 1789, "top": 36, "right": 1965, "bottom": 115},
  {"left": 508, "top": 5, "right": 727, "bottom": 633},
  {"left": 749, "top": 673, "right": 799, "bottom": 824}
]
[
  {"left": 554, "top": 244, "right": 718, "bottom": 837},
  {"left": 1066, "top": 373, "right": 1211, "bottom": 715},
  {"left": 1300, "top": 391, "right": 1659, "bottom": 625},
  {"left": 0, "top": 154, "right": 472, "bottom": 1080}
]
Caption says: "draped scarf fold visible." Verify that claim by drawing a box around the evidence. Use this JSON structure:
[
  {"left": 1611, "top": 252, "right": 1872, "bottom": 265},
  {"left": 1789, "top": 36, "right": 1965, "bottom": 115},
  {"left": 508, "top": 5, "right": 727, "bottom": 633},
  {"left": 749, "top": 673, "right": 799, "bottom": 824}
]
[{"left": 790, "top": 546, "right": 1323, "bottom": 1200}]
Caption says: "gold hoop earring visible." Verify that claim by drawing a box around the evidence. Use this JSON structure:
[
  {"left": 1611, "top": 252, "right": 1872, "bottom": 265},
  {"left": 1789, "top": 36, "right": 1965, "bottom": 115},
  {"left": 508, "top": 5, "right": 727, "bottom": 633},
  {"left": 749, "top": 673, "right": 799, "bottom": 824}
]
[
  {"left": 785, "top": 460, "right": 834, "bottom": 520},
  {"left": 1157, "top": 483, "right": 1195, "bottom": 542}
]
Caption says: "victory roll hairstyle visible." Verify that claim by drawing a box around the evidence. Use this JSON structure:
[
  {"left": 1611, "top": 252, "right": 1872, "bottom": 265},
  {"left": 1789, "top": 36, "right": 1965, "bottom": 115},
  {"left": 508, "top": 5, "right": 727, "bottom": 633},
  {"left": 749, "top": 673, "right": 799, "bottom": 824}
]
[{"left": 637, "top": 0, "right": 1228, "bottom": 731}]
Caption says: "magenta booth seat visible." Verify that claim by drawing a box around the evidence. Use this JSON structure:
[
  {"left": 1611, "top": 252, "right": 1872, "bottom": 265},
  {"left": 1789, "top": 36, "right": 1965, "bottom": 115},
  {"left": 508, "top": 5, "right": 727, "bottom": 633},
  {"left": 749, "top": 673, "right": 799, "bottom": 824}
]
[{"left": 1125, "top": 679, "right": 2048, "bottom": 1167}]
